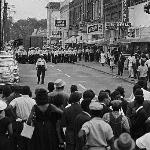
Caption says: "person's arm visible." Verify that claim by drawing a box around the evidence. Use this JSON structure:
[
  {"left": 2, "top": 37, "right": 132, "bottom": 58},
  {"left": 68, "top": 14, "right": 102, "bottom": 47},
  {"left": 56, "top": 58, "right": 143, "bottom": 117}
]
[
  {"left": 8, "top": 123, "right": 13, "bottom": 136},
  {"left": 107, "top": 137, "right": 114, "bottom": 150},
  {"left": 122, "top": 116, "right": 130, "bottom": 133},
  {"left": 78, "top": 130, "right": 86, "bottom": 138},
  {"left": 51, "top": 104, "right": 63, "bottom": 114},
  {"left": 44, "top": 60, "right": 47, "bottom": 70}
]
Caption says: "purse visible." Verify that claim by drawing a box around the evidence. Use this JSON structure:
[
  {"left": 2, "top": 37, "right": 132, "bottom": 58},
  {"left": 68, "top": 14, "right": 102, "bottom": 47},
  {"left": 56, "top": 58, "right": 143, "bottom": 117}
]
[
  {"left": 21, "top": 105, "right": 36, "bottom": 139},
  {"left": 21, "top": 122, "right": 35, "bottom": 139}
]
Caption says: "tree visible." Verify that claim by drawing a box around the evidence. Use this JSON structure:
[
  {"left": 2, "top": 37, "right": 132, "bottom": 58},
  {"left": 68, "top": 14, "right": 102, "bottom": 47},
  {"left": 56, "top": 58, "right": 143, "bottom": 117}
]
[{"left": 9, "top": 18, "right": 47, "bottom": 40}]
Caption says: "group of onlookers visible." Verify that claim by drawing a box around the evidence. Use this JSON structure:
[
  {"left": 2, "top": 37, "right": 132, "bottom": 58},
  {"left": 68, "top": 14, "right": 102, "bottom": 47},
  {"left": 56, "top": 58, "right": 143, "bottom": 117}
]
[{"left": 0, "top": 78, "right": 150, "bottom": 150}]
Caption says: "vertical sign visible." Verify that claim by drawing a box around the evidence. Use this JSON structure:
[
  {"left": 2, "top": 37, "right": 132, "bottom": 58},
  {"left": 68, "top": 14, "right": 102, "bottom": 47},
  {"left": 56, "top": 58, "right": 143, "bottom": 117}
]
[{"left": 122, "top": 0, "right": 128, "bottom": 23}]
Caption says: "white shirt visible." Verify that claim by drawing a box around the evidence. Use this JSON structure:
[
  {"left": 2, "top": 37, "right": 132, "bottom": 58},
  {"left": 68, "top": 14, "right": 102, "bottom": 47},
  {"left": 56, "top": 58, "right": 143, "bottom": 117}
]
[
  {"left": 129, "top": 88, "right": 150, "bottom": 101},
  {"left": 36, "top": 58, "right": 47, "bottom": 69},
  {"left": 145, "top": 59, "right": 150, "bottom": 67},
  {"left": 10, "top": 95, "right": 36, "bottom": 120},
  {"left": 128, "top": 56, "right": 135, "bottom": 67},
  {"left": 136, "top": 133, "right": 150, "bottom": 150}
]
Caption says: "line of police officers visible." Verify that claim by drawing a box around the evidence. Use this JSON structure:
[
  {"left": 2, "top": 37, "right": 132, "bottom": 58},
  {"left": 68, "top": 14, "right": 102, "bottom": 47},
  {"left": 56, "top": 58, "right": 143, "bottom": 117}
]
[{"left": 15, "top": 47, "right": 88, "bottom": 64}]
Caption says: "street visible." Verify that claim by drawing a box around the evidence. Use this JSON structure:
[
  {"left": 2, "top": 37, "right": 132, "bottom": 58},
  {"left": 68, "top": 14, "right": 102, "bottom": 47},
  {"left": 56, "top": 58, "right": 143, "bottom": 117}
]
[{"left": 19, "top": 62, "right": 133, "bottom": 98}]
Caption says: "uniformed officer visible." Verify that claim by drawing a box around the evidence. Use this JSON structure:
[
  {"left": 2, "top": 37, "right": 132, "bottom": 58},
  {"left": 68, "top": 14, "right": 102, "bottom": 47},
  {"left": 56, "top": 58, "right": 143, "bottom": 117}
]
[{"left": 36, "top": 54, "right": 47, "bottom": 84}]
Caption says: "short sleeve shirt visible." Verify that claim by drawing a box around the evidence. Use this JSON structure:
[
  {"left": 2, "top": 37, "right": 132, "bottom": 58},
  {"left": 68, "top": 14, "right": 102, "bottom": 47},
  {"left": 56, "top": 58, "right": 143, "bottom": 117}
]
[
  {"left": 81, "top": 117, "right": 114, "bottom": 147},
  {"left": 137, "top": 65, "right": 148, "bottom": 77}
]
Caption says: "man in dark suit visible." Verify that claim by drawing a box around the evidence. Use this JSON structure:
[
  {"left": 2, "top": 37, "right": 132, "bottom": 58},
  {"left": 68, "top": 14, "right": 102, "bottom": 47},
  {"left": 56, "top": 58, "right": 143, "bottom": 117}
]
[
  {"left": 74, "top": 99, "right": 91, "bottom": 150},
  {"left": 98, "top": 92, "right": 112, "bottom": 117},
  {"left": 130, "top": 95, "right": 148, "bottom": 140},
  {"left": 61, "top": 92, "right": 82, "bottom": 150}
]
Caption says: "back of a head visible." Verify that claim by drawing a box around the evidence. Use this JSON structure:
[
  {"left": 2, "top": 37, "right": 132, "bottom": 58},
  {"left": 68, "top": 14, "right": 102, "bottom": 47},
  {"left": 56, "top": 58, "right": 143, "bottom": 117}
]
[
  {"left": 83, "top": 90, "right": 95, "bottom": 100},
  {"left": 13, "top": 85, "right": 21, "bottom": 93},
  {"left": 70, "top": 85, "right": 78, "bottom": 93},
  {"left": 133, "top": 84, "right": 141, "bottom": 95},
  {"left": 35, "top": 88, "right": 48, "bottom": 105},
  {"left": 48, "top": 82, "right": 54, "bottom": 92},
  {"left": 98, "top": 92, "right": 108, "bottom": 102},
  {"left": 69, "top": 91, "right": 82, "bottom": 104},
  {"left": 52, "top": 93, "right": 64, "bottom": 107},
  {"left": 134, "top": 88, "right": 143, "bottom": 97},
  {"left": 81, "top": 99, "right": 91, "bottom": 112},
  {"left": 137, "top": 80, "right": 146, "bottom": 89},
  {"left": 116, "top": 86, "right": 125, "bottom": 97},
  {"left": 134, "top": 95, "right": 144, "bottom": 106},
  {"left": 22, "top": 86, "right": 31, "bottom": 96},
  {"left": 111, "top": 90, "right": 121, "bottom": 100},
  {"left": 2, "top": 84, "right": 12, "bottom": 98}
]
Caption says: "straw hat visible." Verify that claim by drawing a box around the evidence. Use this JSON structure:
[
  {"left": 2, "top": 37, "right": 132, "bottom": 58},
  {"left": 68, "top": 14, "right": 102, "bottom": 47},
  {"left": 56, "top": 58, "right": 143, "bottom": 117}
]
[
  {"left": 114, "top": 133, "right": 135, "bottom": 150},
  {"left": 54, "top": 79, "right": 66, "bottom": 88}
]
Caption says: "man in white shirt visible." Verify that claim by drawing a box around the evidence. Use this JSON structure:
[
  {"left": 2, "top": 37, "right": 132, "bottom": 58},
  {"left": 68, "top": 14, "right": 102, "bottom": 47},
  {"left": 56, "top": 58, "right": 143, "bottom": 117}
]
[
  {"left": 9, "top": 86, "right": 36, "bottom": 150},
  {"left": 136, "top": 132, "right": 150, "bottom": 150},
  {"left": 145, "top": 58, "right": 150, "bottom": 82},
  {"left": 9, "top": 86, "right": 36, "bottom": 121},
  {"left": 36, "top": 54, "right": 47, "bottom": 84},
  {"left": 127, "top": 54, "right": 136, "bottom": 78}
]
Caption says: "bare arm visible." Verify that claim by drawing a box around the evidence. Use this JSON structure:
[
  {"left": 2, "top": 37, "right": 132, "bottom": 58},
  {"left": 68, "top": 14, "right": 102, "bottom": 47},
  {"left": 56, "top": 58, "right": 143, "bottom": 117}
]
[{"left": 8, "top": 123, "right": 13, "bottom": 136}]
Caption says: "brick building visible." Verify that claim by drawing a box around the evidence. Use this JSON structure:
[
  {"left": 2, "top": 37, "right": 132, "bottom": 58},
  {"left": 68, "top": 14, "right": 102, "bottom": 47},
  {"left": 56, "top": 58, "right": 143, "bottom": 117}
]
[{"left": 46, "top": 2, "right": 61, "bottom": 45}]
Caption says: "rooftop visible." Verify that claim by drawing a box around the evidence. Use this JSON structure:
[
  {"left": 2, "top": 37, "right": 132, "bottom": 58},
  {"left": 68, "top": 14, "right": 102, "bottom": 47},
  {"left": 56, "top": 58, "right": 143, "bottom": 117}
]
[{"left": 46, "top": 2, "right": 60, "bottom": 10}]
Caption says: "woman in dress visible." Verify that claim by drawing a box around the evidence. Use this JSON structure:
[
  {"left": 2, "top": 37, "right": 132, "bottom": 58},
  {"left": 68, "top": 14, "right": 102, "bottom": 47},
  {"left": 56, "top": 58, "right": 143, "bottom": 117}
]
[
  {"left": 0, "top": 100, "right": 13, "bottom": 150},
  {"left": 109, "top": 52, "right": 115, "bottom": 72},
  {"left": 100, "top": 50, "right": 106, "bottom": 66},
  {"left": 28, "top": 88, "right": 63, "bottom": 150}
]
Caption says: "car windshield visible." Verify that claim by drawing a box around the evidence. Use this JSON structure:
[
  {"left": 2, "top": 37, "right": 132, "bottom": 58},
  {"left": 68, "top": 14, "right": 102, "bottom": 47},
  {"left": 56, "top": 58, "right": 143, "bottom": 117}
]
[
  {"left": 0, "top": 60, "right": 14, "bottom": 66},
  {"left": 0, "top": 66, "right": 9, "bottom": 72}
]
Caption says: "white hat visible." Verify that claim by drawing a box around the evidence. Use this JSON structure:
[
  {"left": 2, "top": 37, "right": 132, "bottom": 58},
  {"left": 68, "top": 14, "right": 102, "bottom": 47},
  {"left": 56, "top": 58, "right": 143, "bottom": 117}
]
[
  {"left": 89, "top": 101, "right": 103, "bottom": 110},
  {"left": 0, "top": 100, "right": 7, "bottom": 111},
  {"left": 54, "top": 79, "right": 66, "bottom": 88}
]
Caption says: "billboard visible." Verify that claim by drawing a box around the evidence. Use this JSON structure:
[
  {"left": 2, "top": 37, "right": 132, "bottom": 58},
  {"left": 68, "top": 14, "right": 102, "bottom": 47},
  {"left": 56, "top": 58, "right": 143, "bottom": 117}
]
[
  {"left": 87, "top": 24, "right": 103, "bottom": 34},
  {"left": 55, "top": 20, "right": 66, "bottom": 27},
  {"left": 129, "top": 2, "right": 150, "bottom": 27}
]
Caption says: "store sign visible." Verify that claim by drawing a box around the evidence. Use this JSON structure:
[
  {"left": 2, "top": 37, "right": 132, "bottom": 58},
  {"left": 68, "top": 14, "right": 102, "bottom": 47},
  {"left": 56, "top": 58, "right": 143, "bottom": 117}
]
[
  {"left": 122, "top": 0, "right": 128, "bottom": 22},
  {"left": 52, "top": 31, "right": 62, "bottom": 36},
  {"left": 87, "top": 24, "right": 103, "bottom": 34},
  {"left": 127, "top": 28, "right": 135, "bottom": 38},
  {"left": 105, "top": 22, "right": 131, "bottom": 30},
  {"left": 55, "top": 20, "right": 66, "bottom": 27}
]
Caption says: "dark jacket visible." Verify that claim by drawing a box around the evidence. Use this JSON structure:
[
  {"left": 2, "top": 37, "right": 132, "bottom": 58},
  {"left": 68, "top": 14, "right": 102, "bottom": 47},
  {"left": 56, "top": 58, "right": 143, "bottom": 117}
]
[
  {"left": 126, "top": 100, "right": 150, "bottom": 118},
  {"left": 101, "top": 103, "right": 112, "bottom": 117},
  {"left": 74, "top": 111, "right": 91, "bottom": 150},
  {"left": 61, "top": 103, "right": 82, "bottom": 145},
  {"left": 131, "top": 107, "right": 148, "bottom": 140}
]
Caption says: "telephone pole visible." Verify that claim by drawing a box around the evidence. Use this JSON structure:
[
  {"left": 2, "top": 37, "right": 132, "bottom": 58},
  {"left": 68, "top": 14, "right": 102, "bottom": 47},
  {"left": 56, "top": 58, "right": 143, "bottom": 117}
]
[{"left": 3, "top": 0, "right": 8, "bottom": 43}]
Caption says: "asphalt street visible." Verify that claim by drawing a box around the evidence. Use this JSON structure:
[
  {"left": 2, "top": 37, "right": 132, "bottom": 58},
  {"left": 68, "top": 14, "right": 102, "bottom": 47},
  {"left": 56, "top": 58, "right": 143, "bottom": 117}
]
[{"left": 19, "top": 63, "right": 133, "bottom": 98}]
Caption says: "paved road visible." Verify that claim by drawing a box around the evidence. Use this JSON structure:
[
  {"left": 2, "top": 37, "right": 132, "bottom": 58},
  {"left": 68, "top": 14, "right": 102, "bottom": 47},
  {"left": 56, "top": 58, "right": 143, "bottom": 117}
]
[{"left": 19, "top": 63, "right": 133, "bottom": 98}]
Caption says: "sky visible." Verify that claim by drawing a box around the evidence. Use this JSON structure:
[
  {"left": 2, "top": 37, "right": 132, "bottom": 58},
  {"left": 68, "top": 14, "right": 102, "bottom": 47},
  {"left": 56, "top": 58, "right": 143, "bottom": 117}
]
[{"left": 7, "top": 0, "right": 63, "bottom": 21}]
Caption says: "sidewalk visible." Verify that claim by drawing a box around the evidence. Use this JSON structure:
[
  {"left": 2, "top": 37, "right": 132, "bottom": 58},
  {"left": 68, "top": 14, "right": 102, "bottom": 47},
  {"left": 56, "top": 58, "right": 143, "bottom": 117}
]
[{"left": 76, "top": 61, "right": 137, "bottom": 85}]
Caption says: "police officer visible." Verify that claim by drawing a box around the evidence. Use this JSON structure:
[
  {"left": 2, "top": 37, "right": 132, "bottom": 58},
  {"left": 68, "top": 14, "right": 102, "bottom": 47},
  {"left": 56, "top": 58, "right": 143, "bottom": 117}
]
[{"left": 36, "top": 54, "right": 47, "bottom": 84}]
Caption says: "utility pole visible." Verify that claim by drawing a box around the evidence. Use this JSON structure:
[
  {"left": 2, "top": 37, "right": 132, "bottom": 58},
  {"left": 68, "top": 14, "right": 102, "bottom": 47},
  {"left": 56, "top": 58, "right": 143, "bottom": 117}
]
[
  {"left": 3, "top": 0, "right": 8, "bottom": 44},
  {"left": 0, "top": 0, "right": 2, "bottom": 50}
]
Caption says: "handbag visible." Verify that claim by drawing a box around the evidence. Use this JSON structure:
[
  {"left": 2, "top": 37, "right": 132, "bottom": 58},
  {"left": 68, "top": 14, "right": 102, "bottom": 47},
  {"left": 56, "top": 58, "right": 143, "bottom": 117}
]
[
  {"left": 21, "top": 122, "right": 34, "bottom": 139},
  {"left": 21, "top": 105, "right": 36, "bottom": 139}
]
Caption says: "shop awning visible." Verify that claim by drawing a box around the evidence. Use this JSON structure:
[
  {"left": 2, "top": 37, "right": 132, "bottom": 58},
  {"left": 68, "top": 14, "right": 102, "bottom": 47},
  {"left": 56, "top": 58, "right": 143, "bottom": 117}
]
[
  {"left": 132, "top": 37, "right": 150, "bottom": 43},
  {"left": 65, "top": 36, "right": 76, "bottom": 43}
]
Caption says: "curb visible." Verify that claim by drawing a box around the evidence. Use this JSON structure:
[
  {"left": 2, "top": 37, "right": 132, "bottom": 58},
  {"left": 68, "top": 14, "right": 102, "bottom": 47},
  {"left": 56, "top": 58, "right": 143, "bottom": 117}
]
[{"left": 75, "top": 62, "right": 135, "bottom": 85}]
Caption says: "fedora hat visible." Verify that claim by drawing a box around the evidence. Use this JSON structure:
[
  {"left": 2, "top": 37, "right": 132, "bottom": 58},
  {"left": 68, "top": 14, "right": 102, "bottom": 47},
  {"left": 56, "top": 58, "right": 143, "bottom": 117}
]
[
  {"left": 54, "top": 79, "right": 66, "bottom": 88},
  {"left": 0, "top": 100, "right": 7, "bottom": 111},
  {"left": 114, "top": 133, "right": 135, "bottom": 150}
]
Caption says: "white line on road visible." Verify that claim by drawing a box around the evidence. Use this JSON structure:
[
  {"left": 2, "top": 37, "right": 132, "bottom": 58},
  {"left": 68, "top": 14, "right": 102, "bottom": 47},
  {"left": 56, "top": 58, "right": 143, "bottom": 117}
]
[
  {"left": 57, "top": 69, "right": 62, "bottom": 72},
  {"left": 78, "top": 84, "right": 86, "bottom": 90},
  {"left": 65, "top": 74, "right": 71, "bottom": 78},
  {"left": 78, "top": 81, "right": 87, "bottom": 83}
]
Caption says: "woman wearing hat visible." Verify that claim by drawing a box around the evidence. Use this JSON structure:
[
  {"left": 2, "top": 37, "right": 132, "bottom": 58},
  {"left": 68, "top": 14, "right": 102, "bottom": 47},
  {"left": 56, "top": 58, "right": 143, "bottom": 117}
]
[{"left": 0, "top": 100, "right": 13, "bottom": 150}]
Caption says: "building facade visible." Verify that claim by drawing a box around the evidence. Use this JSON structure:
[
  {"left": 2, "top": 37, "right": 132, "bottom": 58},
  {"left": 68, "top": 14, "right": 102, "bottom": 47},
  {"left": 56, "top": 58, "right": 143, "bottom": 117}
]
[
  {"left": 60, "top": 0, "right": 72, "bottom": 47},
  {"left": 46, "top": 2, "right": 61, "bottom": 44}
]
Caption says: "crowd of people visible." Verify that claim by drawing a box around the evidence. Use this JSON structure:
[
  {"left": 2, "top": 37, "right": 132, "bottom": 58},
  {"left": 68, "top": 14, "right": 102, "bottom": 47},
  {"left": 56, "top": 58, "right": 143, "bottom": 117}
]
[{"left": 0, "top": 78, "right": 150, "bottom": 150}]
